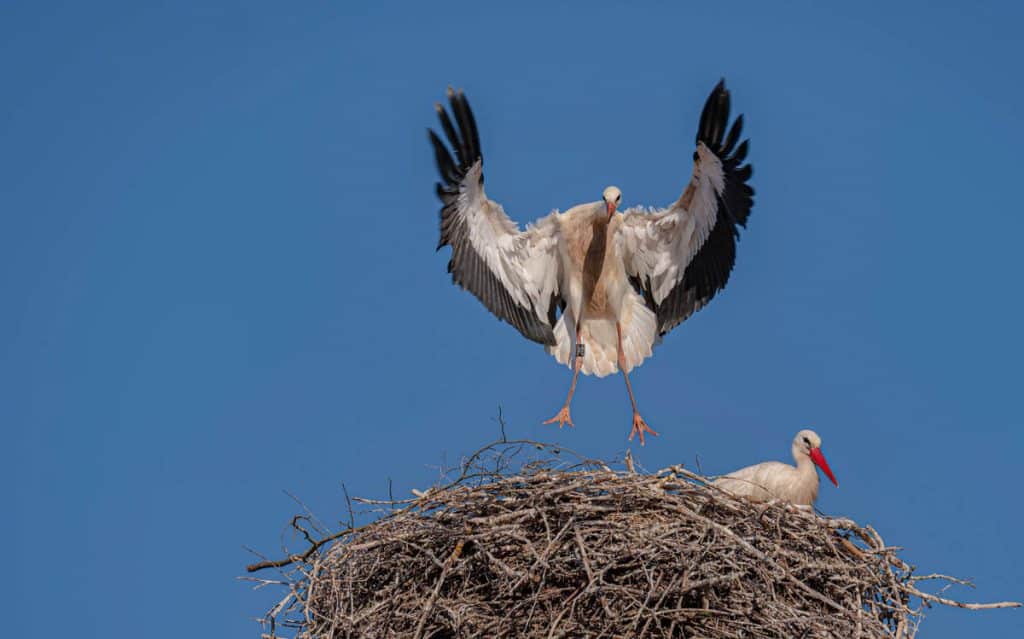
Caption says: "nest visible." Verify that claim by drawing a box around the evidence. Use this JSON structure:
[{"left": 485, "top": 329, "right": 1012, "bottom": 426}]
[{"left": 247, "top": 439, "right": 1018, "bottom": 638}]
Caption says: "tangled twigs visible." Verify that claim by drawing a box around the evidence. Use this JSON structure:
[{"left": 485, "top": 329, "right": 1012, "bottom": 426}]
[
  {"left": 413, "top": 538, "right": 467, "bottom": 639},
  {"left": 247, "top": 440, "right": 1019, "bottom": 638}
]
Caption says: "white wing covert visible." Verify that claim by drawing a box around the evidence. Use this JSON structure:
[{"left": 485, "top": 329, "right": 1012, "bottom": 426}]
[
  {"left": 430, "top": 89, "right": 563, "bottom": 345},
  {"left": 616, "top": 80, "right": 755, "bottom": 337}
]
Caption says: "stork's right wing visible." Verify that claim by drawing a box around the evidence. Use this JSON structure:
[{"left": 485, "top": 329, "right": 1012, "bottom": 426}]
[{"left": 429, "top": 88, "right": 563, "bottom": 346}]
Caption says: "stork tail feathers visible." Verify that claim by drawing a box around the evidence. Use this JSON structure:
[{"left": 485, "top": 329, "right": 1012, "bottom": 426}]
[{"left": 546, "top": 297, "right": 657, "bottom": 378}]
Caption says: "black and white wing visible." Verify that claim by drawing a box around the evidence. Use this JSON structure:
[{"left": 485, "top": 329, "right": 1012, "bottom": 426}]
[
  {"left": 616, "top": 80, "right": 755, "bottom": 337},
  {"left": 430, "top": 88, "right": 563, "bottom": 346}
]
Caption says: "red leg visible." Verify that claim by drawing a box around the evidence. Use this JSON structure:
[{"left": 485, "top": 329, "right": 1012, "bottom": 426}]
[
  {"left": 544, "top": 323, "right": 583, "bottom": 428},
  {"left": 618, "top": 323, "right": 658, "bottom": 445}
]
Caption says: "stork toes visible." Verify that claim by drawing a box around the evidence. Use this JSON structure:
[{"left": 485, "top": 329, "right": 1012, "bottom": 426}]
[
  {"left": 543, "top": 405, "right": 574, "bottom": 429},
  {"left": 544, "top": 407, "right": 661, "bottom": 445},
  {"left": 628, "top": 412, "right": 659, "bottom": 446}
]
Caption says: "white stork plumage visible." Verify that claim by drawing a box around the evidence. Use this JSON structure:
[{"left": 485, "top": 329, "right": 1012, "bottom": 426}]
[
  {"left": 713, "top": 430, "right": 839, "bottom": 506},
  {"left": 429, "top": 80, "right": 755, "bottom": 444}
]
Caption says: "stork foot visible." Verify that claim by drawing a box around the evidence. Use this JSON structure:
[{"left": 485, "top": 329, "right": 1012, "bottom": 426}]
[
  {"left": 543, "top": 405, "right": 574, "bottom": 429},
  {"left": 628, "top": 412, "right": 659, "bottom": 446}
]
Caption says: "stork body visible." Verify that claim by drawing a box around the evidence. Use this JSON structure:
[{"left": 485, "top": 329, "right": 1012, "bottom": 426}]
[
  {"left": 428, "top": 81, "right": 755, "bottom": 444},
  {"left": 548, "top": 197, "right": 655, "bottom": 377},
  {"left": 541, "top": 197, "right": 659, "bottom": 441},
  {"left": 714, "top": 430, "right": 839, "bottom": 506}
]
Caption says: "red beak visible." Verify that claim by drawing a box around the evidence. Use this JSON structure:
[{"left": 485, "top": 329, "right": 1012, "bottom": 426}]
[
  {"left": 606, "top": 201, "right": 616, "bottom": 219},
  {"left": 809, "top": 447, "right": 838, "bottom": 486}
]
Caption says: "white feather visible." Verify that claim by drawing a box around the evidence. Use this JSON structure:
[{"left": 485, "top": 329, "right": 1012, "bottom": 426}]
[{"left": 546, "top": 290, "right": 657, "bottom": 377}]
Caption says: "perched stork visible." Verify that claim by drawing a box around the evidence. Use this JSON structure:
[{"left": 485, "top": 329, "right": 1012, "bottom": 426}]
[
  {"left": 713, "top": 430, "right": 839, "bottom": 506},
  {"left": 429, "top": 80, "right": 754, "bottom": 444}
]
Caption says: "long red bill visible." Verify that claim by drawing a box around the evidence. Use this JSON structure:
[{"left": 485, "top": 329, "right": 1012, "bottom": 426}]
[
  {"left": 606, "top": 202, "right": 616, "bottom": 218},
  {"left": 809, "top": 447, "right": 838, "bottom": 486}
]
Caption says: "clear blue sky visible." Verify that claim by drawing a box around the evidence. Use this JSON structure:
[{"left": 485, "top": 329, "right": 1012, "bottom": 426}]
[{"left": 3, "top": 2, "right": 1021, "bottom": 636}]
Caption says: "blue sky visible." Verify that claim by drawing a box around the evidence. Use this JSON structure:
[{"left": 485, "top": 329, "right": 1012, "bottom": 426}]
[{"left": 3, "top": 1, "right": 1022, "bottom": 636}]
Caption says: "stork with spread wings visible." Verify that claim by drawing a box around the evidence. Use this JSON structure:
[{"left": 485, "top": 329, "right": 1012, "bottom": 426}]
[{"left": 430, "top": 80, "right": 754, "bottom": 444}]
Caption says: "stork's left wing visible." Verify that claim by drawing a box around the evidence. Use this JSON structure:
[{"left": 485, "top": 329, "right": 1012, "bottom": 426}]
[{"left": 616, "top": 80, "right": 755, "bottom": 336}]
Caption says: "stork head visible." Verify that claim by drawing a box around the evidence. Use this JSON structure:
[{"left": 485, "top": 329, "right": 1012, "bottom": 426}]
[
  {"left": 793, "top": 429, "right": 838, "bottom": 487},
  {"left": 602, "top": 185, "right": 622, "bottom": 219}
]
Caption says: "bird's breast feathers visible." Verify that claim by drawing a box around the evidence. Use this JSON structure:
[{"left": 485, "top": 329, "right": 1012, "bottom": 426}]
[{"left": 554, "top": 211, "right": 629, "bottom": 321}]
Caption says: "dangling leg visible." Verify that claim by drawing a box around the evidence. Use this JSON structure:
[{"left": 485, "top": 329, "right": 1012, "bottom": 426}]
[
  {"left": 544, "top": 322, "right": 584, "bottom": 428},
  {"left": 618, "top": 322, "right": 658, "bottom": 445}
]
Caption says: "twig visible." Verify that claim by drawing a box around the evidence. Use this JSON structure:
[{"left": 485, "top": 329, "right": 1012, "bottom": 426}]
[
  {"left": 340, "top": 482, "right": 355, "bottom": 531},
  {"left": 246, "top": 524, "right": 360, "bottom": 572},
  {"left": 496, "top": 405, "right": 508, "bottom": 443},
  {"left": 907, "top": 587, "right": 1021, "bottom": 610}
]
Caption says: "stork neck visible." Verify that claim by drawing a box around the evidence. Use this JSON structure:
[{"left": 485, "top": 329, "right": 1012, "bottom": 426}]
[
  {"left": 580, "top": 214, "right": 611, "bottom": 304},
  {"left": 792, "top": 445, "right": 815, "bottom": 472},
  {"left": 586, "top": 215, "right": 610, "bottom": 256}
]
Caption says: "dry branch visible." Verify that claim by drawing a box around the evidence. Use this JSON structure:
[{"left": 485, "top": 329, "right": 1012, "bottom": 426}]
[{"left": 247, "top": 439, "right": 1019, "bottom": 638}]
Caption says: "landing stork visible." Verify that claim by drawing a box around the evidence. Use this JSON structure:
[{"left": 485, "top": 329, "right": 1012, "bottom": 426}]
[{"left": 429, "top": 80, "right": 755, "bottom": 444}]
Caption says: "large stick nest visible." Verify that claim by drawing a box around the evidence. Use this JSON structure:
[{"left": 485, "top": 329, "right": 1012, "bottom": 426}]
[{"left": 247, "top": 439, "right": 1018, "bottom": 638}]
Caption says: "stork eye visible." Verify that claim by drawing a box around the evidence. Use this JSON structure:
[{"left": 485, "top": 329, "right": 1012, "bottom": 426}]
[{"left": 802, "top": 436, "right": 811, "bottom": 446}]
